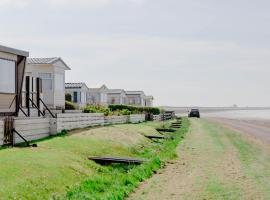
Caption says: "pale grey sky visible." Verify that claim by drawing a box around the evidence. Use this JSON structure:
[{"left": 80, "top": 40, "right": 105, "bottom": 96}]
[{"left": 1, "top": 0, "right": 270, "bottom": 107}]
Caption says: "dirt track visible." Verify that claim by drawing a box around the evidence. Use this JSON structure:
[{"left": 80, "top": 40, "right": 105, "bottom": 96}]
[{"left": 127, "top": 118, "right": 270, "bottom": 200}]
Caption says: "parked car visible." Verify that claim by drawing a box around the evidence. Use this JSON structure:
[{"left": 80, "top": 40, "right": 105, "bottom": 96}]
[{"left": 188, "top": 109, "right": 200, "bottom": 118}]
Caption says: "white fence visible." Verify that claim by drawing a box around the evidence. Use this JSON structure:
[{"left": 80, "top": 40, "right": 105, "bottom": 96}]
[
  {"left": 153, "top": 113, "right": 174, "bottom": 121},
  {"left": 0, "top": 120, "right": 3, "bottom": 145},
  {"left": 153, "top": 115, "right": 161, "bottom": 121},
  {"left": 104, "top": 115, "right": 128, "bottom": 125},
  {"left": 50, "top": 114, "right": 145, "bottom": 134},
  {"left": 51, "top": 113, "right": 105, "bottom": 134},
  {"left": 0, "top": 114, "right": 146, "bottom": 146},
  {"left": 129, "top": 114, "right": 145, "bottom": 123},
  {"left": 14, "top": 118, "right": 51, "bottom": 144}
]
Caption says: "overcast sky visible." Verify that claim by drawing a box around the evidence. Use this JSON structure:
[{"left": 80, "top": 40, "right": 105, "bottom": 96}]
[{"left": 1, "top": 0, "right": 270, "bottom": 107}]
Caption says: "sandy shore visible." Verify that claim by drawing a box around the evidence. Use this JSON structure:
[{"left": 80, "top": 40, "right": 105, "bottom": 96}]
[{"left": 202, "top": 110, "right": 270, "bottom": 144}]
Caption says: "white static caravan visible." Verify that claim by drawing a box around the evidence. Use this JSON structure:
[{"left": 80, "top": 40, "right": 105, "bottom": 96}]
[
  {"left": 107, "top": 89, "right": 127, "bottom": 105},
  {"left": 65, "top": 83, "right": 89, "bottom": 108},
  {"left": 0, "top": 45, "right": 29, "bottom": 116},
  {"left": 126, "top": 91, "right": 146, "bottom": 106},
  {"left": 88, "top": 85, "right": 109, "bottom": 106},
  {"left": 24, "top": 58, "right": 70, "bottom": 110},
  {"left": 145, "top": 95, "right": 154, "bottom": 107}
]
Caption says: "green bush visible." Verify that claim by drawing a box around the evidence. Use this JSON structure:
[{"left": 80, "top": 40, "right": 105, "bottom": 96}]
[
  {"left": 83, "top": 104, "right": 161, "bottom": 117},
  {"left": 65, "top": 101, "right": 76, "bottom": 110},
  {"left": 108, "top": 104, "right": 162, "bottom": 115},
  {"left": 120, "top": 109, "right": 131, "bottom": 115},
  {"left": 65, "top": 93, "right": 72, "bottom": 102},
  {"left": 83, "top": 106, "right": 97, "bottom": 113},
  {"left": 83, "top": 105, "right": 112, "bottom": 116}
]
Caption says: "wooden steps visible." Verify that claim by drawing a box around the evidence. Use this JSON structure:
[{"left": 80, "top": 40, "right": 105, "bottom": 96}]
[
  {"left": 156, "top": 128, "right": 176, "bottom": 132},
  {"left": 88, "top": 156, "right": 145, "bottom": 165},
  {"left": 145, "top": 135, "right": 173, "bottom": 140}
]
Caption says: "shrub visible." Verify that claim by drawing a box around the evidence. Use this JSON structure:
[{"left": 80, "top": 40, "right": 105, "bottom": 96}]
[
  {"left": 102, "top": 108, "right": 112, "bottom": 116},
  {"left": 83, "top": 104, "right": 161, "bottom": 117},
  {"left": 83, "top": 105, "right": 112, "bottom": 116},
  {"left": 108, "top": 104, "right": 162, "bottom": 115},
  {"left": 120, "top": 109, "right": 131, "bottom": 115},
  {"left": 83, "top": 106, "right": 97, "bottom": 113},
  {"left": 65, "top": 93, "right": 72, "bottom": 102},
  {"left": 65, "top": 101, "right": 76, "bottom": 110}
]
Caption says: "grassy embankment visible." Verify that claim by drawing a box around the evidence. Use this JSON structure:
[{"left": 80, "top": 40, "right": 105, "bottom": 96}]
[{"left": 0, "top": 118, "right": 189, "bottom": 199}]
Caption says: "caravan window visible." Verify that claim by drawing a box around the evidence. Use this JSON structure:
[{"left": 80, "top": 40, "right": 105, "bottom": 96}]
[
  {"left": 39, "top": 73, "right": 53, "bottom": 91},
  {"left": 0, "top": 59, "right": 15, "bottom": 93}
]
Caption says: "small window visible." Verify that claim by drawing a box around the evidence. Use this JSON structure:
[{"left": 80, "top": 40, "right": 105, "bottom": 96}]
[
  {"left": 74, "top": 91, "right": 78, "bottom": 103},
  {"left": 0, "top": 59, "right": 16, "bottom": 93},
  {"left": 39, "top": 73, "right": 53, "bottom": 91}
]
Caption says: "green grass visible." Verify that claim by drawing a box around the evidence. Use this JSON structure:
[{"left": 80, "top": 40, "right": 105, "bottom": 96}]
[
  {"left": 65, "top": 118, "right": 189, "bottom": 200},
  {"left": 200, "top": 120, "right": 270, "bottom": 199},
  {"left": 224, "top": 128, "right": 270, "bottom": 199},
  {"left": 0, "top": 119, "right": 189, "bottom": 200},
  {"left": 205, "top": 179, "right": 240, "bottom": 200}
]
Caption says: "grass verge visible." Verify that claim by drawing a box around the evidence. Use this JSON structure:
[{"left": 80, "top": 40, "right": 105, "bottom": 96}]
[
  {"left": 0, "top": 119, "right": 189, "bottom": 200},
  {"left": 64, "top": 118, "right": 189, "bottom": 200}
]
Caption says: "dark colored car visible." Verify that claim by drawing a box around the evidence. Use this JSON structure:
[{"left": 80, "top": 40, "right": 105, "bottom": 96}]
[{"left": 188, "top": 109, "right": 200, "bottom": 118}]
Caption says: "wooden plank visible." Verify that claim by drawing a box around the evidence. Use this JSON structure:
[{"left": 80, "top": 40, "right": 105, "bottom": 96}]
[
  {"left": 14, "top": 133, "right": 49, "bottom": 144},
  {"left": 88, "top": 156, "right": 145, "bottom": 165},
  {"left": 145, "top": 135, "right": 172, "bottom": 139},
  {"left": 58, "top": 118, "right": 105, "bottom": 122},
  {"left": 57, "top": 113, "right": 104, "bottom": 118},
  {"left": 15, "top": 128, "right": 50, "bottom": 137},
  {"left": 15, "top": 123, "right": 50, "bottom": 131},
  {"left": 156, "top": 128, "right": 176, "bottom": 132},
  {"left": 14, "top": 118, "right": 50, "bottom": 125},
  {"left": 57, "top": 117, "right": 104, "bottom": 123}
]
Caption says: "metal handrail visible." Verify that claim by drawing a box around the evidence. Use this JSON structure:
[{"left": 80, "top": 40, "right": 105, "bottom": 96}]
[
  {"left": 19, "top": 106, "right": 28, "bottom": 117},
  {"left": 28, "top": 98, "right": 45, "bottom": 117},
  {"left": 38, "top": 98, "right": 56, "bottom": 118},
  {"left": 13, "top": 128, "right": 30, "bottom": 147}
]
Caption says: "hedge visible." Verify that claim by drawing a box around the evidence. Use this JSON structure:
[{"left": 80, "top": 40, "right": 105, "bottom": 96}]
[
  {"left": 108, "top": 104, "right": 162, "bottom": 115},
  {"left": 82, "top": 105, "right": 112, "bottom": 116}
]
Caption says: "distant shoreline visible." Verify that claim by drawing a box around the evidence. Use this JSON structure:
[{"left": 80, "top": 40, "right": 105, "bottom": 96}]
[{"left": 162, "top": 106, "right": 270, "bottom": 113}]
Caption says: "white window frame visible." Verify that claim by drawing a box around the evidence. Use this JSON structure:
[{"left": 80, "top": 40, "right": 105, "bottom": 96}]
[
  {"left": 0, "top": 59, "right": 16, "bottom": 93},
  {"left": 39, "top": 72, "right": 53, "bottom": 91}
]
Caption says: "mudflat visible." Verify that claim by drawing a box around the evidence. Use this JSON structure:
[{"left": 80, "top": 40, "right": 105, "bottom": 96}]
[{"left": 206, "top": 117, "right": 270, "bottom": 144}]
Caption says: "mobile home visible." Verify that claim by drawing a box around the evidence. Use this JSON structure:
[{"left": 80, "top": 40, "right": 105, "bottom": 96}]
[
  {"left": 107, "top": 89, "right": 127, "bottom": 105},
  {"left": 0, "top": 45, "right": 29, "bottom": 116},
  {"left": 24, "top": 57, "right": 70, "bottom": 110},
  {"left": 126, "top": 91, "right": 146, "bottom": 106},
  {"left": 65, "top": 82, "right": 89, "bottom": 107},
  {"left": 88, "top": 84, "right": 109, "bottom": 106}
]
